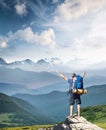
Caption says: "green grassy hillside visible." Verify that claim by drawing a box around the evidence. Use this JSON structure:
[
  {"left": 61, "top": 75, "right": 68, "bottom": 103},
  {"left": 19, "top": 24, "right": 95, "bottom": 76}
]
[
  {"left": 0, "top": 93, "right": 26, "bottom": 113},
  {"left": 0, "top": 124, "right": 53, "bottom": 130},
  {"left": 81, "top": 104, "right": 106, "bottom": 129},
  {"left": 0, "top": 93, "right": 54, "bottom": 128},
  {"left": 0, "top": 105, "right": 106, "bottom": 130},
  {"left": 13, "top": 84, "right": 106, "bottom": 122}
]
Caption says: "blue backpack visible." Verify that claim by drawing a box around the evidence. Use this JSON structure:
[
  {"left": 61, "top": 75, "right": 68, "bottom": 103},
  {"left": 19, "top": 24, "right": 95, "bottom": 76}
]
[{"left": 74, "top": 75, "right": 83, "bottom": 89}]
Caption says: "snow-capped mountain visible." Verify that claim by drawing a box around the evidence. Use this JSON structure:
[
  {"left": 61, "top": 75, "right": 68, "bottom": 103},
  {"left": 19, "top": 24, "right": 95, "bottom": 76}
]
[
  {"left": 0, "top": 57, "right": 62, "bottom": 66},
  {"left": 0, "top": 57, "right": 63, "bottom": 71},
  {"left": 36, "top": 59, "right": 49, "bottom": 65},
  {"left": 9, "top": 59, "right": 35, "bottom": 65},
  {"left": 0, "top": 58, "right": 7, "bottom": 65},
  {"left": 36, "top": 58, "right": 62, "bottom": 65}
]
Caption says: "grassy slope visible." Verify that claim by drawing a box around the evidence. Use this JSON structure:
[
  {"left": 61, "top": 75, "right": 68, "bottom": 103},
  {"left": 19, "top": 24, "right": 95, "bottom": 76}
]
[
  {"left": 81, "top": 104, "right": 106, "bottom": 129},
  {"left": 0, "top": 93, "right": 54, "bottom": 128},
  {"left": 1, "top": 105, "right": 106, "bottom": 130},
  {"left": 0, "top": 125, "right": 53, "bottom": 130}
]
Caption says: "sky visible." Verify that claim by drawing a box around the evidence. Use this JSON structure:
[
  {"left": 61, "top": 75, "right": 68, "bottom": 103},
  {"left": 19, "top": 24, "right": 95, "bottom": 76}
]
[{"left": 0, "top": 0, "right": 106, "bottom": 70}]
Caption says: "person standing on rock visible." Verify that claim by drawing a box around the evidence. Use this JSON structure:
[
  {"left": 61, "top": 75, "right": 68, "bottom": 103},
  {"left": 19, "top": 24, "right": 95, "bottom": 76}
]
[{"left": 56, "top": 71, "right": 86, "bottom": 117}]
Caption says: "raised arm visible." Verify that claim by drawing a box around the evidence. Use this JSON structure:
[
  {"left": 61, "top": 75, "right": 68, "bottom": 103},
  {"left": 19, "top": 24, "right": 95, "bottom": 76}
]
[
  {"left": 56, "top": 70, "right": 68, "bottom": 81},
  {"left": 82, "top": 72, "right": 86, "bottom": 79}
]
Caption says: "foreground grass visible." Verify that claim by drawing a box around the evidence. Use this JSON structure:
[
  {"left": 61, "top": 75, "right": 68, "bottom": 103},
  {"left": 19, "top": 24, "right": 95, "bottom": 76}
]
[
  {"left": 1, "top": 123, "right": 106, "bottom": 130},
  {"left": 1, "top": 104, "right": 106, "bottom": 130},
  {"left": 95, "top": 123, "right": 106, "bottom": 130},
  {"left": 81, "top": 104, "right": 106, "bottom": 130},
  {"left": 0, "top": 125, "right": 53, "bottom": 130}
]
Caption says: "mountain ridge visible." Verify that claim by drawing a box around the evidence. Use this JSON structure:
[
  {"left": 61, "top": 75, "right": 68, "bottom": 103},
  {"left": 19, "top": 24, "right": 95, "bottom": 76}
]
[
  {"left": 0, "top": 66, "right": 106, "bottom": 95},
  {"left": 0, "top": 57, "right": 63, "bottom": 72},
  {"left": 0, "top": 66, "right": 62, "bottom": 90},
  {"left": 0, "top": 93, "right": 55, "bottom": 127},
  {"left": 0, "top": 57, "right": 62, "bottom": 66},
  {"left": 13, "top": 84, "right": 106, "bottom": 122}
]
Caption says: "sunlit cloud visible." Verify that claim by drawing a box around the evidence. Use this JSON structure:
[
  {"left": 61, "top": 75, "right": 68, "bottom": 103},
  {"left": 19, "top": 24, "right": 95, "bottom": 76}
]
[
  {"left": 0, "top": 41, "right": 8, "bottom": 48},
  {"left": 54, "top": 0, "right": 106, "bottom": 22},
  {"left": 52, "top": 0, "right": 59, "bottom": 4},
  {"left": 15, "top": 3, "right": 28, "bottom": 16},
  {"left": 1, "top": 27, "right": 56, "bottom": 47},
  {"left": 0, "top": 36, "right": 8, "bottom": 48}
]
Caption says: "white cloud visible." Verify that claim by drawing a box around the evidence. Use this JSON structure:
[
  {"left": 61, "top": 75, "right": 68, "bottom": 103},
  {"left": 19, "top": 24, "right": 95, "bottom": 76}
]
[
  {"left": 38, "top": 28, "right": 56, "bottom": 46},
  {"left": 1, "top": 0, "right": 106, "bottom": 71},
  {"left": 52, "top": 0, "right": 59, "bottom": 4},
  {"left": 0, "top": 41, "right": 8, "bottom": 48},
  {"left": 54, "top": 0, "right": 106, "bottom": 22},
  {"left": 69, "top": 9, "right": 106, "bottom": 66},
  {"left": 89, "top": 9, "right": 106, "bottom": 40},
  {"left": 2, "top": 27, "right": 56, "bottom": 47},
  {"left": 48, "top": 0, "right": 106, "bottom": 69},
  {"left": 15, "top": 3, "right": 28, "bottom": 16},
  {"left": 0, "top": 36, "right": 8, "bottom": 48}
]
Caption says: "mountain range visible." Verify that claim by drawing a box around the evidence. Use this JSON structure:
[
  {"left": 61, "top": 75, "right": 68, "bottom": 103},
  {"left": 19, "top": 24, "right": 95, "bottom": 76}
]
[
  {"left": 0, "top": 57, "right": 62, "bottom": 65},
  {"left": 0, "top": 65, "right": 106, "bottom": 95},
  {"left": 0, "top": 57, "right": 62, "bottom": 71},
  {"left": 0, "top": 83, "right": 106, "bottom": 125},
  {"left": 0, "top": 66, "right": 63, "bottom": 92},
  {"left": 1, "top": 92, "right": 106, "bottom": 129},
  {"left": 13, "top": 84, "right": 106, "bottom": 122},
  {"left": 1, "top": 57, "right": 106, "bottom": 76},
  {"left": 0, "top": 57, "right": 106, "bottom": 124}
]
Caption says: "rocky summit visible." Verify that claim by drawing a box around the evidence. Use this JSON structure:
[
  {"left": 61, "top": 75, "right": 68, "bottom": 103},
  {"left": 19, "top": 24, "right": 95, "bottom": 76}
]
[{"left": 53, "top": 116, "right": 104, "bottom": 130}]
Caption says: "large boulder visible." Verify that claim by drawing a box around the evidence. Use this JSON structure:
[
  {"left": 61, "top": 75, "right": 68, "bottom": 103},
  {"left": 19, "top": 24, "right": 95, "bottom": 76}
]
[{"left": 53, "top": 116, "right": 104, "bottom": 130}]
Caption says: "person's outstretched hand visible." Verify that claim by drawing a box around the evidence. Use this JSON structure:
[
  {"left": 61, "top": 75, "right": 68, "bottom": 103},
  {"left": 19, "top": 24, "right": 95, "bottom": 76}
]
[{"left": 82, "top": 72, "right": 86, "bottom": 78}]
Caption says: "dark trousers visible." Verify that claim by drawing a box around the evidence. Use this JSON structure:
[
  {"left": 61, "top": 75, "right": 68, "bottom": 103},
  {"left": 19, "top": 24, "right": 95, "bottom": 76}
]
[{"left": 70, "top": 89, "right": 81, "bottom": 105}]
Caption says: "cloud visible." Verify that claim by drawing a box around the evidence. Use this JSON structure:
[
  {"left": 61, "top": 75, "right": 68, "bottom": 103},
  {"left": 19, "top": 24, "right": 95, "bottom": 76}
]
[
  {"left": 54, "top": 0, "right": 106, "bottom": 22},
  {"left": 0, "top": 41, "right": 8, "bottom": 48},
  {"left": 0, "top": 36, "right": 8, "bottom": 48},
  {"left": 52, "top": 0, "right": 59, "bottom": 3},
  {"left": 1, "top": 27, "right": 56, "bottom": 48},
  {"left": 0, "top": 0, "right": 106, "bottom": 71},
  {"left": 39, "top": 28, "right": 56, "bottom": 46},
  {"left": 46, "top": 7, "right": 106, "bottom": 70},
  {"left": 0, "top": 26, "right": 56, "bottom": 63},
  {"left": 27, "top": 1, "right": 50, "bottom": 21},
  {"left": 89, "top": 9, "right": 106, "bottom": 40},
  {"left": 49, "top": 0, "right": 106, "bottom": 68},
  {"left": 75, "top": 9, "right": 106, "bottom": 49},
  {"left": 71, "top": 11, "right": 106, "bottom": 65},
  {"left": 15, "top": 3, "right": 28, "bottom": 16}
]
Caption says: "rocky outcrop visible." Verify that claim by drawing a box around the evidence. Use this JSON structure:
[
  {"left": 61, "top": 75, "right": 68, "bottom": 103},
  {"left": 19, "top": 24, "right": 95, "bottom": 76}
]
[{"left": 53, "top": 116, "right": 104, "bottom": 130}]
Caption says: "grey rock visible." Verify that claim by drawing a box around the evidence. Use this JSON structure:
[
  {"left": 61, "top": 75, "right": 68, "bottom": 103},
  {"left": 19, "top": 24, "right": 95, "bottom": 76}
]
[{"left": 53, "top": 116, "right": 104, "bottom": 130}]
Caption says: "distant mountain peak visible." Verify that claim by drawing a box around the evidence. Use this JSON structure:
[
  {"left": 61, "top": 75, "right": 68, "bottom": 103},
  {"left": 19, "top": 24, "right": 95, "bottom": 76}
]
[
  {"left": 23, "top": 59, "right": 35, "bottom": 64},
  {"left": 36, "top": 59, "right": 49, "bottom": 65},
  {"left": 0, "top": 57, "right": 7, "bottom": 65},
  {"left": 0, "top": 57, "right": 63, "bottom": 71},
  {"left": 9, "top": 59, "right": 35, "bottom": 65}
]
